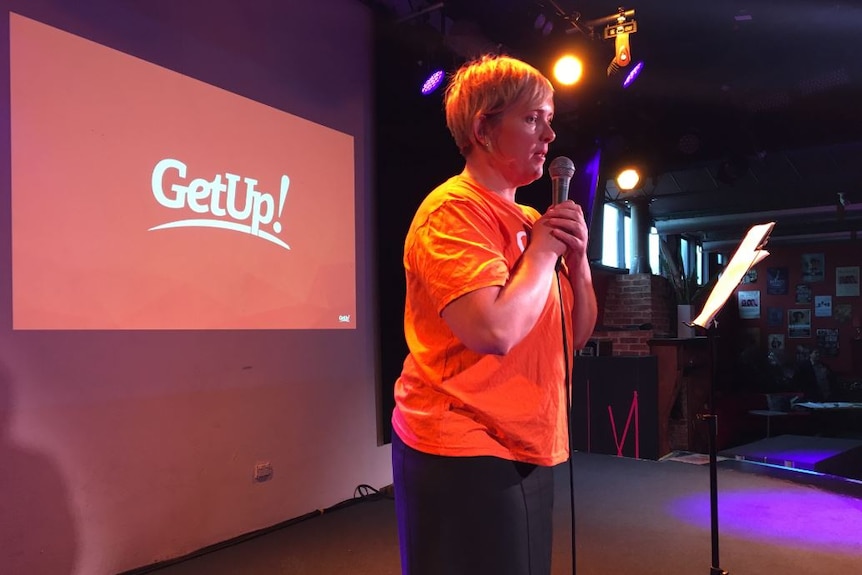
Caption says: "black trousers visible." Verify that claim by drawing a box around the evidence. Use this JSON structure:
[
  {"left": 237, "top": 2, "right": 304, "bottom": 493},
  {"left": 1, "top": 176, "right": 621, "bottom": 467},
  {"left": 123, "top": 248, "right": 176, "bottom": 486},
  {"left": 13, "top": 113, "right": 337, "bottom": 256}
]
[{"left": 391, "top": 431, "right": 554, "bottom": 575}]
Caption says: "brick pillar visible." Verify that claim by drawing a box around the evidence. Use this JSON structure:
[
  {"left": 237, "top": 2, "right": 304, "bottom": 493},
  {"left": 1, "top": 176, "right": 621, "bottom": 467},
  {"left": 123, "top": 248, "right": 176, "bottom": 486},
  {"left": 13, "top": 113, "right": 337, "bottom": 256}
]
[{"left": 593, "top": 273, "right": 675, "bottom": 356}]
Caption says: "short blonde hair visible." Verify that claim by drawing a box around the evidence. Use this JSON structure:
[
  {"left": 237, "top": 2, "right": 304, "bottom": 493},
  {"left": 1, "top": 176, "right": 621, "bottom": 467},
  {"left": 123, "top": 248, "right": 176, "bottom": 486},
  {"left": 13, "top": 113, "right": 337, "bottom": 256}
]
[{"left": 444, "top": 54, "right": 554, "bottom": 157}]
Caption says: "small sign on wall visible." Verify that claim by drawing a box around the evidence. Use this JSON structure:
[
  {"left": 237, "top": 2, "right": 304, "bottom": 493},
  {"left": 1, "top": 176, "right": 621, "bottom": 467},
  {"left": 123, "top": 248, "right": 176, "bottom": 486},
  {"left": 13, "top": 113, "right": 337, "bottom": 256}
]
[
  {"left": 836, "top": 266, "right": 860, "bottom": 297},
  {"left": 738, "top": 290, "right": 761, "bottom": 319},
  {"left": 815, "top": 295, "right": 832, "bottom": 317}
]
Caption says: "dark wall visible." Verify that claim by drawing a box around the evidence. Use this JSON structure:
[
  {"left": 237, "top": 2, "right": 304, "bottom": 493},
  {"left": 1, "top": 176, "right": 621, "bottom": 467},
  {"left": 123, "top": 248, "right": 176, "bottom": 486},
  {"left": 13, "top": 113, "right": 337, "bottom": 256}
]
[{"left": 373, "top": 19, "right": 462, "bottom": 442}]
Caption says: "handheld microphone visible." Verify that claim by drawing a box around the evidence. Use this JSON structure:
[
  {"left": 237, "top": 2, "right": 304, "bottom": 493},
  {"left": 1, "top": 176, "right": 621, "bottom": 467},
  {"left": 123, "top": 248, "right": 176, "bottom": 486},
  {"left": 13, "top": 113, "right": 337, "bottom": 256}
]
[{"left": 549, "top": 156, "right": 575, "bottom": 205}]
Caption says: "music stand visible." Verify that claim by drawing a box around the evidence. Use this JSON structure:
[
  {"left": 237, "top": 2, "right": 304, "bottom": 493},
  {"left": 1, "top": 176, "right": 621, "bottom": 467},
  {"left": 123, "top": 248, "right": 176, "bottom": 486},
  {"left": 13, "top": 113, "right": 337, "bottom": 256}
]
[{"left": 689, "top": 222, "right": 775, "bottom": 575}]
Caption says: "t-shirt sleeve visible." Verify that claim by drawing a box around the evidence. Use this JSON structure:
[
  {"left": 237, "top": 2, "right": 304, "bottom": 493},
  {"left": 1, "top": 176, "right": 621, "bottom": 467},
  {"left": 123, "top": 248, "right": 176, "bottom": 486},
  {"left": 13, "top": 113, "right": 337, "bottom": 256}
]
[{"left": 409, "top": 199, "right": 511, "bottom": 314}]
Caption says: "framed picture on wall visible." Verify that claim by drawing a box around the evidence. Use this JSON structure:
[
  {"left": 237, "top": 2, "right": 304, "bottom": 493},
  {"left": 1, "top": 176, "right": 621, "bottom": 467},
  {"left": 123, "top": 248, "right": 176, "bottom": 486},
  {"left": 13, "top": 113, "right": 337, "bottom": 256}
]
[
  {"left": 738, "top": 290, "right": 761, "bottom": 319},
  {"left": 795, "top": 283, "right": 812, "bottom": 304},
  {"left": 766, "top": 267, "right": 788, "bottom": 294},
  {"left": 801, "top": 253, "right": 825, "bottom": 282},
  {"left": 835, "top": 303, "right": 853, "bottom": 323},
  {"left": 836, "top": 266, "right": 860, "bottom": 297},
  {"left": 788, "top": 308, "right": 811, "bottom": 338},
  {"left": 767, "top": 306, "right": 784, "bottom": 327}
]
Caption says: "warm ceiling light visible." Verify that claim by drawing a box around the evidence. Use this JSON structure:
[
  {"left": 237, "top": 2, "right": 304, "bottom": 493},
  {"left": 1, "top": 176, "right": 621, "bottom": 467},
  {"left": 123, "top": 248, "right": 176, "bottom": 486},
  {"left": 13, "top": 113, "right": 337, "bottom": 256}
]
[
  {"left": 617, "top": 168, "right": 640, "bottom": 190},
  {"left": 553, "top": 55, "right": 583, "bottom": 86}
]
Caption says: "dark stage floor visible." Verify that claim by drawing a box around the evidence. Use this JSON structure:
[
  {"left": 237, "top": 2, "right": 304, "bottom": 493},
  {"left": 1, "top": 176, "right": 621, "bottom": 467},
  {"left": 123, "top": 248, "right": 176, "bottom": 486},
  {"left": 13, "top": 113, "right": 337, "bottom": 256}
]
[{"left": 133, "top": 449, "right": 862, "bottom": 575}]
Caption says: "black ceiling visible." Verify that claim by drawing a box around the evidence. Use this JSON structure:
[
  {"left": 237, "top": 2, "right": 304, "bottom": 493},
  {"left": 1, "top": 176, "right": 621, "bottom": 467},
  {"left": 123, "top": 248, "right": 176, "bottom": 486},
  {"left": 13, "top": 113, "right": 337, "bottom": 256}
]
[{"left": 370, "top": 0, "right": 862, "bottom": 248}]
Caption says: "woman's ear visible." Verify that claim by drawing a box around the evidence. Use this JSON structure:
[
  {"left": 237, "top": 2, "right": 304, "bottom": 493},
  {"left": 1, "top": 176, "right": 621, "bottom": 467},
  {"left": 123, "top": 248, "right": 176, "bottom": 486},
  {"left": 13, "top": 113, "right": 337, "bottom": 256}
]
[{"left": 473, "top": 114, "right": 490, "bottom": 150}]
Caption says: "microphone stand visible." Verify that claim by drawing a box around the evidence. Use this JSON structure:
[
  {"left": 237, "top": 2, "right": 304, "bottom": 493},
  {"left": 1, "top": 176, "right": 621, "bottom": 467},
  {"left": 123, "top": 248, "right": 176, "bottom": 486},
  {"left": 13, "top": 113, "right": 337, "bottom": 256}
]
[
  {"left": 548, "top": 155, "right": 577, "bottom": 574},
  {"left": 558, "top": 261, "right": 578, "bottom": 575}
]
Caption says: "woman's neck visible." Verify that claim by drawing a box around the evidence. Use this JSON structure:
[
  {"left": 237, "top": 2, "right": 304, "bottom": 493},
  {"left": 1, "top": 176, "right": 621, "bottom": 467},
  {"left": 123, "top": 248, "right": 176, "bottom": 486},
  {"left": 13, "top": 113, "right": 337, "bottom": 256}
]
[{"left": 461, "top": 162, "right": 516, "bottom": 203}]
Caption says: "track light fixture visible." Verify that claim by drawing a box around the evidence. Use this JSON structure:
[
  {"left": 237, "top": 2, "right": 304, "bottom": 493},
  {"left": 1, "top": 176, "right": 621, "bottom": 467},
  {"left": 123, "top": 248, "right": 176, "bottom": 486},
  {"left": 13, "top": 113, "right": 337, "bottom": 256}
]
[
  {"left": 561, "top": 6, "right": 640, "bottom": 81},
  {"left": 604, "top": 8, "right": 637, "bottom": 76}
]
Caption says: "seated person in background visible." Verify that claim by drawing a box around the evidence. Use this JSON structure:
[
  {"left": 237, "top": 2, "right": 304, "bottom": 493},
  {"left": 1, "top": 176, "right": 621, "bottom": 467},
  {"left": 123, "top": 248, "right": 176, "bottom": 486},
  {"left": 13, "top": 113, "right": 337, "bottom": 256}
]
[
  {"left": 793, "top": 349, "right": 836, "bottom": 401},
  {"left": 766, "top": 349, "right": 796, "bottom": 390}
]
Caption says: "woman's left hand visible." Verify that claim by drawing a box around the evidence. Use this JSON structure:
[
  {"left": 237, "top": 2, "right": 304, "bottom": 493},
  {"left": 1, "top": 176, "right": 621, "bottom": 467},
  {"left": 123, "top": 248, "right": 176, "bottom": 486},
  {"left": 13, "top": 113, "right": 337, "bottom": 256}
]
[{"left": 545, "top": 200, "right": 589, "bottom": 263}]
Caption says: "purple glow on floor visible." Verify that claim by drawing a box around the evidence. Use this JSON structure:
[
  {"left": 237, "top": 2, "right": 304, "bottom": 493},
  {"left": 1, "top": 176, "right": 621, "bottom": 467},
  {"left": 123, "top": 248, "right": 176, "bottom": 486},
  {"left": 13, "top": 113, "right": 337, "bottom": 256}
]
[{"left": 670, "top": 488, "right": 862, "bottom": 550}]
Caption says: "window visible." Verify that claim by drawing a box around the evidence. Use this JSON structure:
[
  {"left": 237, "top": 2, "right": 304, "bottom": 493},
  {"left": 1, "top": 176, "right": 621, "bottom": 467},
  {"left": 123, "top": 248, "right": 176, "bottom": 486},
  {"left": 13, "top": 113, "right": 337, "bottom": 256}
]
[
  {"left": 599, "top": 202, "right": 696, "bottom": 277},
  {"left": 601, "top": 202, "right": 629, "bottom": 268},
  {"left": 649, "top": 227, "right": 659, "bottom": 274}
]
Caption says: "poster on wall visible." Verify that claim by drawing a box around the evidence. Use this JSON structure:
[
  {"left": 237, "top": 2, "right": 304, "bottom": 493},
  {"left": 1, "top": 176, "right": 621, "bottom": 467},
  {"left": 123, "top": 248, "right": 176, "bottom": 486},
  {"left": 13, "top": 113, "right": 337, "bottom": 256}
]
[
  {"left": 801, "top": 253, "right": 825, "bottom": 282},
  {"left": 768, "top": 333, "right": 785, "bottom": 353},
  {"left": 742, "top": 327, "right": 761, "bottom": 347},
  {"left": 767, "top": 306, "right": 784, "bottom": 327},
  {"left": 742, "top": 269, "right": 758, "bottom": 284},
  {"left": 816, "top": 328, "right": 839, "bottom": 357},
  {"left": 834, "top": 303, "right": 853, "bottom": 323},
  {"left": 738, "top": 290, "right": 761, "bottom": 319},
  {"left": 795, "top": 283, "right": 812, "bottom": 304},
  {"left": 814, "top": 295, "right": 832, "bottom": 317},
  {"left": 788, "top": 308, "right": 811, "bottom": 338},
  {"left": 836, "top": 266, "right": 860, "bottom": 297},
  {"left": 766, "top": 267, "right": 788, "bottom": 295}
]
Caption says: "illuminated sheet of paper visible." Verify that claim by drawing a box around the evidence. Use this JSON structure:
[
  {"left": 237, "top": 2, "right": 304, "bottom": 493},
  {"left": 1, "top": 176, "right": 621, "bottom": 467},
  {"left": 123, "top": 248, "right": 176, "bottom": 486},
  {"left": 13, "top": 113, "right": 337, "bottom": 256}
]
[{"left": 692, "top": 222, "right": 775, "bottom": 329}]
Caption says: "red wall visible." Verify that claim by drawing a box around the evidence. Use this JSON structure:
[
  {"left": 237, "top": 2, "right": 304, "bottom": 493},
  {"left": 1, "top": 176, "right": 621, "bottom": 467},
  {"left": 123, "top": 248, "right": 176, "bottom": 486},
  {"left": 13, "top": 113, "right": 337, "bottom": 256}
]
[{"left": 717, "top": 239, "right": 861, "bottom": 375}]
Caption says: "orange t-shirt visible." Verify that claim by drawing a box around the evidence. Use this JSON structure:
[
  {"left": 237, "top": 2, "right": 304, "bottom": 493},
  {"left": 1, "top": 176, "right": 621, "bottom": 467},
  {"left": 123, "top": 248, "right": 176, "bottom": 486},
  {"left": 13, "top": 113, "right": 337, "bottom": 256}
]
[{"left": 391, "top": 174, "right": 574, "bottom": 466}]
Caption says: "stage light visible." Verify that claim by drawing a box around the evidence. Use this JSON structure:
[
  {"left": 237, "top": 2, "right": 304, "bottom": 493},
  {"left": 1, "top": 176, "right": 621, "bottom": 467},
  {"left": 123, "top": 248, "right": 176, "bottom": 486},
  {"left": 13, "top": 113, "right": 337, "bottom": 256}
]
[
  {"left": 603, "top": 9, "right": 637, "bottom": 77},
  {"left": 534, "top": 13, "right": 547, "bottom": 29},
  {"left": 607, "top": 32, "right": 631, "bottom": 76},
  {"left": 616, "top": 168, "right": 640, "bottom": 191},
  {"left": 621, "top": 60, "right": 643, "bottom": 88},
  {"left": 534, "top": 13, "right": 553, "bottom": 36},
  {"left": 552, "top": 55, "right": 583, "bottom": 86},
  {"left": 420, "top": 68, "right": 445, "bottom": 95}
]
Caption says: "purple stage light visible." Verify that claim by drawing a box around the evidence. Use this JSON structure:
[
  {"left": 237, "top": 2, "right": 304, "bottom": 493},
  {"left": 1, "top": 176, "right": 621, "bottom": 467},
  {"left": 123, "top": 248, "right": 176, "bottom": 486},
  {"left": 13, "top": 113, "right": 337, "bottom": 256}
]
[
  {"left": 420, "top": 69, "right": 445, "bottom": 95},
  {"left": 670, "top": 488, "right": 862, "bottom": 549},
  {"left": 622, "top": 61, "right": 644, "bottom": 88}
]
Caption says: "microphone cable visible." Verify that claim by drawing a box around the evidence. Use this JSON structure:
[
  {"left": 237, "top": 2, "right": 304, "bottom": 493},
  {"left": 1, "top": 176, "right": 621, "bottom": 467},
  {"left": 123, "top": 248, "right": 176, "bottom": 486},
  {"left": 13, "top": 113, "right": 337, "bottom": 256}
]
[{"left": 555, "top": 263, "right": 577, "bottom": 575}]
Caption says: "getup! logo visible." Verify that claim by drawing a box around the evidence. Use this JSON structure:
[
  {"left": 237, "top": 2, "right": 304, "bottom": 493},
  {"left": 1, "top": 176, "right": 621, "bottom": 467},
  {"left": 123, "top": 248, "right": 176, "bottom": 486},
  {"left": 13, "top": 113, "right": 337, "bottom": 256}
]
[{"left": 149, "top": 158, "right": 290, "bottom": 250}]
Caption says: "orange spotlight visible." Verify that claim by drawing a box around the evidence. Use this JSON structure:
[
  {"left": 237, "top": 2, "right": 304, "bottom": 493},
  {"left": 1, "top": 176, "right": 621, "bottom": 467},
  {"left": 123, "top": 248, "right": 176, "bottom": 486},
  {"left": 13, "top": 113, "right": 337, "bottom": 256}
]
[
  {"left": 552, "top": 55, "right": 584, "bottom": 86},
  {"left": 616, "top": 168, "right": 640, "bottom": 190}
]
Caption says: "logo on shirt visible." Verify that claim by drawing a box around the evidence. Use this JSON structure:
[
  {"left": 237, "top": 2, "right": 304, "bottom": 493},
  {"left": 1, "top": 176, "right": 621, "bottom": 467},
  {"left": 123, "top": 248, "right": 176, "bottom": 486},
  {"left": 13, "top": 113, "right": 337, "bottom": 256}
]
[{"left": 517, "top": 230, "right": 528, "bottom": 253}]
